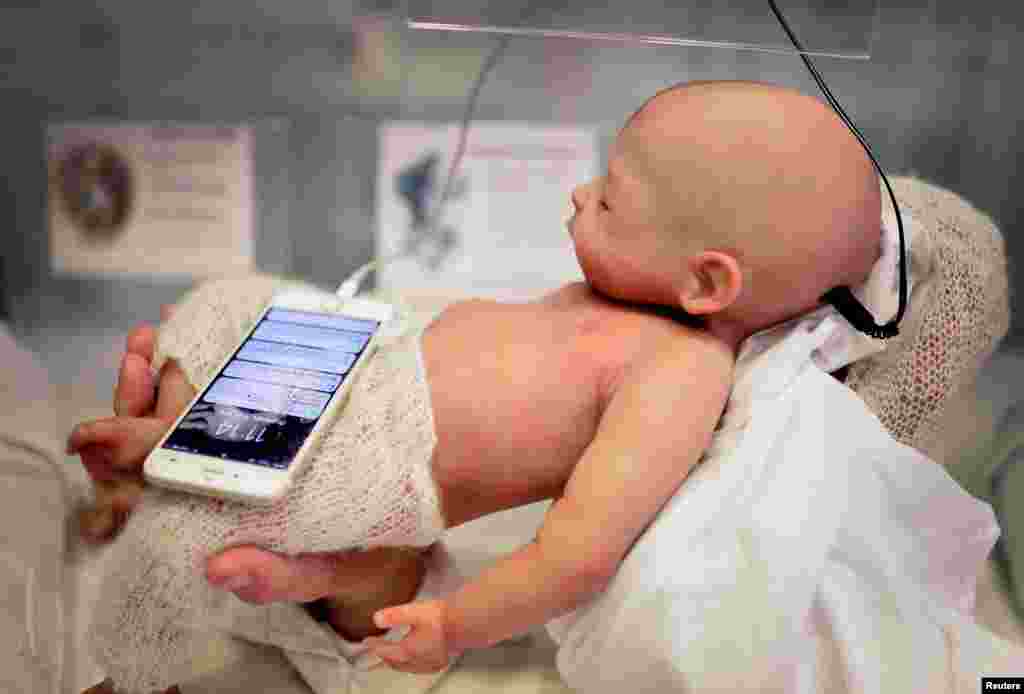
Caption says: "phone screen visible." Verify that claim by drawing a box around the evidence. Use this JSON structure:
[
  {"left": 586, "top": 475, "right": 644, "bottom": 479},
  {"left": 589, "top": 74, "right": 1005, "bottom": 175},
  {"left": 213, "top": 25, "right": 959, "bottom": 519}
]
[{"left": 162, "top": 307, "right": 380, "bottom": 469}]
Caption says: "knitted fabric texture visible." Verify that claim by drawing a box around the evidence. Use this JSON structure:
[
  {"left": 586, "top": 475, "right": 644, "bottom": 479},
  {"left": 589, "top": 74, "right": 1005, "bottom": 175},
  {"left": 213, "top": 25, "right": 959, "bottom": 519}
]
[
  {"left": 88, "top": 275, "right": 446, "bottom": 693},
  {"left": 844, "top": 177, "right": 1011, "bottom": 464}
]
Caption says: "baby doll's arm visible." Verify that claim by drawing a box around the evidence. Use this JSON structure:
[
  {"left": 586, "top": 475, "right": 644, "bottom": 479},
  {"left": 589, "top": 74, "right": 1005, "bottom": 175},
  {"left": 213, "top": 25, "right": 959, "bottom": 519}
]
[{"left": 382, "top": 331, "right": 733, "bottom": 660}]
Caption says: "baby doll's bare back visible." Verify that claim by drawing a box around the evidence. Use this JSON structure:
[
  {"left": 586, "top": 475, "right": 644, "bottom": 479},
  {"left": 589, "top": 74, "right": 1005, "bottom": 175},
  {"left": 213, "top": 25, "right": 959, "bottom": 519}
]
[{"left": 423, "top": 281, "right": 698, "bottom": 529}]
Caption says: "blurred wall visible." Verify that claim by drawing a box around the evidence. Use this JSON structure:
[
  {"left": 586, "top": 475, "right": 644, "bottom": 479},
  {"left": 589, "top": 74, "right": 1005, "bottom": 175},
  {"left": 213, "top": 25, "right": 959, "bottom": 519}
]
[{"left": 1, "top": 0, "right": 1021, "bottom": 344}]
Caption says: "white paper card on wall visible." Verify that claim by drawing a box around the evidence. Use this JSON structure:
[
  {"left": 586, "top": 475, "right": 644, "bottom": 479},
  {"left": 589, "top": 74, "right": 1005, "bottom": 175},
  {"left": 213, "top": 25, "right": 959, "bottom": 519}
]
[
  {"left": 376, "top": 122, "right": 595, "bottom": 301},
  {"left": 48, "top": 123, "right": 254, "bottom": 278}
]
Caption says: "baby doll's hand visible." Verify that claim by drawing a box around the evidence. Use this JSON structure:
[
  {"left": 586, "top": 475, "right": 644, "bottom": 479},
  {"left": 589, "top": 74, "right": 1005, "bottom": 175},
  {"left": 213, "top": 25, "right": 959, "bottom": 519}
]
[
  {"left": 70, "top": 412, "right": 173, "bottom": 542},
  {"left": 70, "top": 311, "right": 196, "bottom": 543},
  {"left": 71, "top": 321, "right": 159, "bottom": 543},
  {"left": 364, "top": 599, "right": 460, "bottom": 674}
]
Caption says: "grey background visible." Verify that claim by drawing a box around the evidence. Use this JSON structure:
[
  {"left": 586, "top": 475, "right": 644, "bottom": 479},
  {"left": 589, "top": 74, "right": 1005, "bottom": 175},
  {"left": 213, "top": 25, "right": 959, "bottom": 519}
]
[{"left": 0, "top": 0, "right": 1021, "bottom": 353}]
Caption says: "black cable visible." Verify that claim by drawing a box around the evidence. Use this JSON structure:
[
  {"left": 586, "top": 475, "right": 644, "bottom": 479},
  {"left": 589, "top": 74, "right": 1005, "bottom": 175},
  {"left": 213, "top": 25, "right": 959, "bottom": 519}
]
[
  {"left": 426, "top": 1, "right": 571, "bottom": 246},
  {"left": 429, "top": 36, "right": 511, "bottom": 233},
  {"left": 767, "top": 0, "right": 908, "bottom": 339}
]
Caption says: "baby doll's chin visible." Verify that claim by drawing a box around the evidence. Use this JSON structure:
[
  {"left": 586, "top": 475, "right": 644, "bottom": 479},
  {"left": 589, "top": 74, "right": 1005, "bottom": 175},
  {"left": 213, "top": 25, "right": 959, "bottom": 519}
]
[
  {"left": 584, "top": 280, "right": 632, "bottom": 305},
  {"left": 584, "top": 273, "right": 633, "bottom": 299}
]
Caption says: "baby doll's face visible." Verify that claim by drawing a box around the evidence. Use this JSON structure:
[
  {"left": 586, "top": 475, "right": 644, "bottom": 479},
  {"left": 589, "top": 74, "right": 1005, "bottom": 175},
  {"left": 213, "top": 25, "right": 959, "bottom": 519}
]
[{"left": 566, "top": 126, "right": 683, "bottom": 307}]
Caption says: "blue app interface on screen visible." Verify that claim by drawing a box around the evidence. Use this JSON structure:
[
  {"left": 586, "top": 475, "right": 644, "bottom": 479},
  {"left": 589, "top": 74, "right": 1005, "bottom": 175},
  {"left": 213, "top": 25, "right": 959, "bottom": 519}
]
[{"left": 162, "top": 308, "right": 379, "bottom": 468}]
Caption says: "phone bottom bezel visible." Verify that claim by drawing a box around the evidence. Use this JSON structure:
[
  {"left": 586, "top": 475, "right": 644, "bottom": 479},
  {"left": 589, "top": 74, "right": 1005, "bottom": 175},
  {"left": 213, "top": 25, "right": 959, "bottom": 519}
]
[{"left": 144, "top": 450, "right": 292, "bottom": 506}]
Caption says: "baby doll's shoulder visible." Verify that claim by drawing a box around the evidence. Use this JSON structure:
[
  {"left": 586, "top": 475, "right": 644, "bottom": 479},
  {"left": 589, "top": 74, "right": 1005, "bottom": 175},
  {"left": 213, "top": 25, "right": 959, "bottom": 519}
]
[{"left": 611, "top": 319, "right": 732, "bottom": 396}]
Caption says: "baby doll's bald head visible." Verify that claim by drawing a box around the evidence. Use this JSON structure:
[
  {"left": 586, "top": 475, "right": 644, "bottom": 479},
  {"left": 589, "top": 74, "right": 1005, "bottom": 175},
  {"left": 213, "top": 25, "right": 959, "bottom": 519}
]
[{"left": 622, "top": 81, "right": 882, "bottom": 342}]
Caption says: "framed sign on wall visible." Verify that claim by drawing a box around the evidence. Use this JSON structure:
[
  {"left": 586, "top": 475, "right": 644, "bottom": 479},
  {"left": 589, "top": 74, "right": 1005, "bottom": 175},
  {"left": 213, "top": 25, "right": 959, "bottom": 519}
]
[
  {"left": 48, "top": 122, "right": 255, "bottom": 279},
  {"left": 377, "top": 121, "right": 597, "bottom": 301}
]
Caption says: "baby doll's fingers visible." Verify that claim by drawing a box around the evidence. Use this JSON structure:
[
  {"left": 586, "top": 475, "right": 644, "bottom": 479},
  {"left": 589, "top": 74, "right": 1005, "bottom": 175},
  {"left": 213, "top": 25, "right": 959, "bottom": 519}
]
[
  {"left": 68, "top": 417, "right": 172, "bottom": 472},
  {"left": 105, "top": 476, "right": 144, "bottom": 514},
  {"left": 368, "top": 643, "right": 411, "bottom": 667},
  {"left": 77, "top": 503, "right": 120, "bottom": 544},
  {"left": 154, "top": 359, "right": 196, "bottom": 423},
  {"left": 68, "top": 417, "right": 135, "bottom": 457},
  {"left": 78, "top": 444, "right": 126, "bottom": 483},
  {"left": 366, "top": 643, "right": 444, "bottom": 675},
  {"left": 125, "top": 323, "right": 157, "bottom": 364},
  {"left": 114, "top": 352, "right": 158, "bottom": 418}
]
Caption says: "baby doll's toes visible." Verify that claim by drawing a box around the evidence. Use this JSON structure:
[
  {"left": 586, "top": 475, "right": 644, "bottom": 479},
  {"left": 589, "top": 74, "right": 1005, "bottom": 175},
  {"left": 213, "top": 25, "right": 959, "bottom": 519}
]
[
  {"left": 77, "top": 445, "right": 122, "bottom": 484},
  {"left": 92, "top": 478, "right": 142, "bottom": 510}
]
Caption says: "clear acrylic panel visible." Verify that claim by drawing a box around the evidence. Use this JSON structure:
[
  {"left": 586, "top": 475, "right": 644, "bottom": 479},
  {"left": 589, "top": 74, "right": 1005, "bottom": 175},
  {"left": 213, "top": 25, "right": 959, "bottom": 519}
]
[
  {"left": 405, "top": 0, "right": 882, "bottom": 60},
  {"left": 371, "top": 1, "right": 882, "bottom": 299}
]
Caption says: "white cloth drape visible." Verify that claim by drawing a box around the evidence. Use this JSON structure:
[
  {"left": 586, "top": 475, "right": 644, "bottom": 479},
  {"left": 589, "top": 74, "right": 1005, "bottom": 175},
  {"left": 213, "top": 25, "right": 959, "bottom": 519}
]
[{"left": 546, "top": 315, "right": 1023, "bottom": 693}]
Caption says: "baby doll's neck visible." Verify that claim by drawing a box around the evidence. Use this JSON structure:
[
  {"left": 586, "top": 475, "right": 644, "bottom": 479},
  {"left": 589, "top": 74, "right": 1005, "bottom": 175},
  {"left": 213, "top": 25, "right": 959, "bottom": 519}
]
[
  {"left": 704, "top": 291, "right": 830, "bottom": 357},
  {"left": 584, "top": 288, "right": 749, "bottom": 356},
  {"left": 702, "top": 319, "right": 748, "bottom": 357},
  {"left": 650, "top": 305, "right": 749, "bottom": 358}
]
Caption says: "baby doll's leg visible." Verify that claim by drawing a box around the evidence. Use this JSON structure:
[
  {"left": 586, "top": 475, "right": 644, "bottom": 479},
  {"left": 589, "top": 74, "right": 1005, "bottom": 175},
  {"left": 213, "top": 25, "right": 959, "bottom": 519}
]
[{"left": 316, "top": 545, "right": 429, "bottom": 641}]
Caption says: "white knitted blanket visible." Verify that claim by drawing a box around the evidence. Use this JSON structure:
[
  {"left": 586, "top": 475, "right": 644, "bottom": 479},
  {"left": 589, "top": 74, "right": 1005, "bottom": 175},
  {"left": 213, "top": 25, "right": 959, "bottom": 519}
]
[{"left": 88, "top": 275, "right": 455, "bottom": 693}]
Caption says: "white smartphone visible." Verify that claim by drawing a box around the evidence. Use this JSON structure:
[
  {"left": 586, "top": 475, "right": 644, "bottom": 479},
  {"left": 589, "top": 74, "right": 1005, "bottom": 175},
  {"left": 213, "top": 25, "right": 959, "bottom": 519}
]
[{"left": 144, "top": 288, "right": 394, "bottom": 506}]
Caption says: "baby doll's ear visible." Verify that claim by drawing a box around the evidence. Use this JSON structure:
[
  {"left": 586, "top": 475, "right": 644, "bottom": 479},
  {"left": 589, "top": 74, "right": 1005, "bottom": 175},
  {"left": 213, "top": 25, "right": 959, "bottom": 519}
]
[{"left": 678, "top": 250, "right": 743, "bottom": 316}]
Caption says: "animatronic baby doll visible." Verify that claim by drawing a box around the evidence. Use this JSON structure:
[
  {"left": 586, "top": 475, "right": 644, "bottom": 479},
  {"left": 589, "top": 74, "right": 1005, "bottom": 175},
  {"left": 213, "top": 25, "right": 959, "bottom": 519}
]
[{"left": 72, "top": 81, "right": 886, "bottom": 693}]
